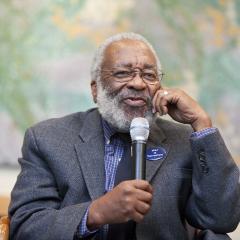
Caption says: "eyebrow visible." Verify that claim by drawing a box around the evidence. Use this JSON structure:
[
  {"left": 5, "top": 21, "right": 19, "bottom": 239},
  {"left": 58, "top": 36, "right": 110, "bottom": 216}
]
[{"left": 113, "top": 63, "right": 156, "bottom": 69}]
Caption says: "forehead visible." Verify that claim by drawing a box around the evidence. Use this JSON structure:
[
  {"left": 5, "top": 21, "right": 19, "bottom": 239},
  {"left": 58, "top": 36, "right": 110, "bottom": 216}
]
[{"left": 102, "top": 39, "right": 157, "bottom": 68}]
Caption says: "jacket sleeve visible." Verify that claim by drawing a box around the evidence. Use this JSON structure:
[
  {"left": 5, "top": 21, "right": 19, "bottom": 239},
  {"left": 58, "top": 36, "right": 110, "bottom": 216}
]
[
  {"left": 9, "top": 128, "right": 91, "bottom": 240},
  {"left": 185, "top": 129, "right": 240, "bottom": 233}
]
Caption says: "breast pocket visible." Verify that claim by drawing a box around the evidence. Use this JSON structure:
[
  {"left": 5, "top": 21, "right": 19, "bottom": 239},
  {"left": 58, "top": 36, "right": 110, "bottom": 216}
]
[
  {"left": 171, "top": 167, "right": 192, "bottom": 179},
  {"left": 159, "top": 167, "right": 192, "bottom": 197}
]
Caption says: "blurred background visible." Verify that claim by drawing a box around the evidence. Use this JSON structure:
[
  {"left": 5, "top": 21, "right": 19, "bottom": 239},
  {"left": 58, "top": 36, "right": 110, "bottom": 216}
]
[{"left": 0, "top": 0, "right": 239, "bottom": 237}]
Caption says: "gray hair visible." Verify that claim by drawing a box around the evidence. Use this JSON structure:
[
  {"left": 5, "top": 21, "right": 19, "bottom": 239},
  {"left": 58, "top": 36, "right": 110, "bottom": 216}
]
[{"left": 90, "top": 32, "right": 162, "bottom": 83}]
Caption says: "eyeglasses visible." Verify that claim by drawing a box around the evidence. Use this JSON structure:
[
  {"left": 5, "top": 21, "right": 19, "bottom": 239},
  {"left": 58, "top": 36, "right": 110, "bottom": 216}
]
[{"left": 101, "top": 67, "right": 164, "bottom": 85}]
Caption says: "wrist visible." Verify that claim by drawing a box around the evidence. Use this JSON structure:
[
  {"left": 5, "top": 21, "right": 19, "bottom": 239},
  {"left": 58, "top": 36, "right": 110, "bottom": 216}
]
[
  {"left": 87, "top": 199, "right": 105, "bottom": 231},
  {"left": 191, "top": 115, "right": 212, "bottom": 132}
]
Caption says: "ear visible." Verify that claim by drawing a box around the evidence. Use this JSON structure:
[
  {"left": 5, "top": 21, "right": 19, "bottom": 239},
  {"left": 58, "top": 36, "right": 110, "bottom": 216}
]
[{"left": 91, "top": 80, "right": 97, "bottom": 103}]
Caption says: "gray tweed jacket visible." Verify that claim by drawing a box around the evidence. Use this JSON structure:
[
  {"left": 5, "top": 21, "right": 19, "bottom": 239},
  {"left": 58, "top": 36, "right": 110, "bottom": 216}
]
[{"left": 9, "top": 108, "right": 240, "bottom": 240}]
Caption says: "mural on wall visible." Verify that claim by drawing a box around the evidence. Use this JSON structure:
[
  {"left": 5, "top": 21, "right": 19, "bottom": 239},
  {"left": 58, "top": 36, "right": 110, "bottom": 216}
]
[{"left": 0, "top": 0, "right": 239, "bottom": 166}]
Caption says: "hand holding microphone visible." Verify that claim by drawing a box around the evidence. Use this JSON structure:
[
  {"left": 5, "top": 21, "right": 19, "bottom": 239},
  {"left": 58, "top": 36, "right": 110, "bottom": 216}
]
[{"left": 87, "top": 118, "right": 152, "bottom": 229}]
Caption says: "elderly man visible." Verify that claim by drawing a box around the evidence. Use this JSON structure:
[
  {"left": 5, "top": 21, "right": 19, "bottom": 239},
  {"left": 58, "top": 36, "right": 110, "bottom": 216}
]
[{"left": 9, "top": 33, "right": 239, "bottom": 240}]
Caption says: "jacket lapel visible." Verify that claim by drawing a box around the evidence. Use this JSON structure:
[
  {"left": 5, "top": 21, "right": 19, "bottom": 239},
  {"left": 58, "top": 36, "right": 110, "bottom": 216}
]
[
  {"left": 146, "top": 116, "right": 171, "bottom": 182},
  {"left": 74, "top": 110, "right": 171, "bottom": 198},
  {"left": 74, "top": 110, "right": 105, "bottom": 200}
]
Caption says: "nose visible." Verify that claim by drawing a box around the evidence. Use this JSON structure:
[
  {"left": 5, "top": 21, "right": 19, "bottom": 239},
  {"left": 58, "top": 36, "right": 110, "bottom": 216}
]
[{"left": 126, "top": 72, "right": 147, "bottom": 90}]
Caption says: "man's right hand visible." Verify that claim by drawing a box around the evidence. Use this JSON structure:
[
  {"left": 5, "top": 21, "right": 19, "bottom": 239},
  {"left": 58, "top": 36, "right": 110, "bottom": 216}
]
[{"left": 87, "top": 180, "right": 153, "bottom": 230}]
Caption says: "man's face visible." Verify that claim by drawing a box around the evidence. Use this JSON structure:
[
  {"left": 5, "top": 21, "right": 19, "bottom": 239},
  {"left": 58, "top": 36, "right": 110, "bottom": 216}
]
[{"left": 92, "top": 39, "right": 161, "bottom": 131}]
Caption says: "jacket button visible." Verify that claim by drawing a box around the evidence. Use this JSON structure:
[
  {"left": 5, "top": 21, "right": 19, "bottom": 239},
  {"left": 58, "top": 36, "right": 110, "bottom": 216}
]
[
  {"left": 198, "top": 149, "right": 206, "bottom": 158},
  {"left": 198, "top": 150, "right": 209, "bottom": 173},
  {"left": 203, "top": 167, "right": 209, "bottom": 173}
]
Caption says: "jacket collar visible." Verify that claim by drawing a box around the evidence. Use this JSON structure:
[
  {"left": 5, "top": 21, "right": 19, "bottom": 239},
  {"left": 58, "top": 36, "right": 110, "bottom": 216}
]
[{"left": 75, "top": 109, "right": 170, "bottom": 200}]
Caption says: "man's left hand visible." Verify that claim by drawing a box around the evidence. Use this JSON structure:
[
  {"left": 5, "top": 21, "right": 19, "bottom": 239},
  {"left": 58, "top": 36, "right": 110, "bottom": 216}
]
[{"left": 152, "top": 88, "right": 212, "bottom": 131}]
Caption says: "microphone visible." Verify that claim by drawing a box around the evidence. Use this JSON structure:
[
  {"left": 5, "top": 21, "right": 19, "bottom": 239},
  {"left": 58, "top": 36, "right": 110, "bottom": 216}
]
[{"left": 130, "top": 118, "right": 149, "bottom": 180}]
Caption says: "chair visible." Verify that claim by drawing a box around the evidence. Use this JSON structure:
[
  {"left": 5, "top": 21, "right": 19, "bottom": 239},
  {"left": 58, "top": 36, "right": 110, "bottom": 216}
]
[{"left": 0, "top": 216, "right": 9, "bottom": 240}]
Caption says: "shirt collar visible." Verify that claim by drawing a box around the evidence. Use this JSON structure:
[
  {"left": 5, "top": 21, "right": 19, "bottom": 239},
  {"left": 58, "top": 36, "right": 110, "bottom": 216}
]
[{"left": 101, "top": 118, "right": 117, "bottom": 144}]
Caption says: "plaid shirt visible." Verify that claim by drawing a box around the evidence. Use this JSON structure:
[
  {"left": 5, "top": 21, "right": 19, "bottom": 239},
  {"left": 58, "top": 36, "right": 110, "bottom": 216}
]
[{"left": 77, "top": 118, "right": 216, "bottom": 239}]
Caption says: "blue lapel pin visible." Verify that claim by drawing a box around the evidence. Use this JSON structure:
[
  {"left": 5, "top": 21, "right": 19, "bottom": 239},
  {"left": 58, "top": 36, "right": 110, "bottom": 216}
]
[{"left": 146, "top": 147, "right": 166, "bottom": 161}]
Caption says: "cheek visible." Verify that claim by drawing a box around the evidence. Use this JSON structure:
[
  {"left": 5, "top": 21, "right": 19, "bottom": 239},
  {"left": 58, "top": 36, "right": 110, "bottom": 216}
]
[
  {"left": 149, "top": 84, "right": 161, "bottom": 98},
  {"left": 102, "top": 79, "right": 126, "bottom": 95}
]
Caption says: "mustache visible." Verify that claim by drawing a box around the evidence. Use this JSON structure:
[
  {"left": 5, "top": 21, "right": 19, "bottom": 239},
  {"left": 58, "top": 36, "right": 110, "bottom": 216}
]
[{"left": 106, "top": 88, "right": 152, "bottom": 107}]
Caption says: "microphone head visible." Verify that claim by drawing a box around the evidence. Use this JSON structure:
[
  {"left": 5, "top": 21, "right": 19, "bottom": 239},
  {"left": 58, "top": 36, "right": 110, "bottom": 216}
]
[{"left": 130, "top": 117, "right": 149, "bottom": 142}]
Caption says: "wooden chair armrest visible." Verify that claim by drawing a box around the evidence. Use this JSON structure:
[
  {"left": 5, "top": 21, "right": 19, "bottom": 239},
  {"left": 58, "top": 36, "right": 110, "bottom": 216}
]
[{"left": 0, "top": 216, "right": 10, "bottom": 240}]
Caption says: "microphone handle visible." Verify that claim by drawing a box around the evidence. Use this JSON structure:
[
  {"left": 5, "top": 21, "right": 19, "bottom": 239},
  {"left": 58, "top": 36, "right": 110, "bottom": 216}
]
[{"left": 132, "top": 141, "right": 146, "bottom": 180}]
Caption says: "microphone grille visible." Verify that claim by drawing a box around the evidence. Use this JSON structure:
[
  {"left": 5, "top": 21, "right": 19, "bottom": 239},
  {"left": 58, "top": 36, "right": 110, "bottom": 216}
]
[{"left": 130, "top": 117, "right": 149, "bottom": 142}]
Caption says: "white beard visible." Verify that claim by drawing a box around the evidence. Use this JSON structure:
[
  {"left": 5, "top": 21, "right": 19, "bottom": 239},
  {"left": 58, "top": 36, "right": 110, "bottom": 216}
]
[{"left": 96, "top": 82, "right": 153, "bottom": 132}]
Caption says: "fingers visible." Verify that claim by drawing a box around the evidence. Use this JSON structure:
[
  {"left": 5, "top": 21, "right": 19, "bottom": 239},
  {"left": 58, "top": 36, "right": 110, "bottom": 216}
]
[
  {"left": 120, "top": 180, "right": 153, "bottom": 203},
  {"left": 152, "top": 89, "right": 168, "bottom": 115},
  {"left": 120, "top": 180, "right": 153, "bottom": 219},
  {"left": 127, "top": 180, "right": 153, "bottom": 218},
  {"left": 153, "top": 88, "right": 179, "bottom": 115},
  {"left": 132, "top": 180, "right": 153, "bottom": 193},
  {"left": 135, "top": 188, "right": 152, "bottom": 203},
  {"left": 122, "top": 194, "right": 151, "bottom": 222},
  {"left": 96, "top": 180, "right": 153, "bottom": 224},
  {"left": 135, "top": 200, "right": 151, "bottom": 215},
  {"left": 131, "top": 192, "right": 152, "bottom": 222},
  {"left": 132, "top": 211, "right": 144, "bottom": 223}
]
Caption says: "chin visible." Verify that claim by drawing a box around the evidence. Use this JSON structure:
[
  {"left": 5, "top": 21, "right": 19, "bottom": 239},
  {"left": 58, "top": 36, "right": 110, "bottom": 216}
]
[
  {"left": 121, "top": 104, "right": 154, "bottom": 129},
  {"left": 122, "top": 105, "right": 148, "bottom": 119}
]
